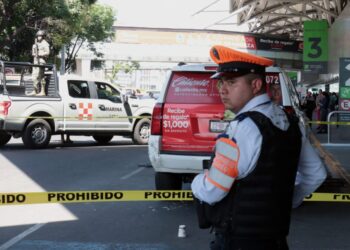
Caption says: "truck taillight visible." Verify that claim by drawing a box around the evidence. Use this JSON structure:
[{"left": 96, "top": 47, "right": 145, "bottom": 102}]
[
  {"left": 151, "top": 103, "right": 164, "bottom": 135},
  {"left": 0, "top": 101, "right": 11, "bottom": 116}
]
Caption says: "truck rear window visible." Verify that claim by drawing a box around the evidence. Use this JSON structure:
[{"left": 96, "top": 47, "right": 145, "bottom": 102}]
[{"left": 165, "top": 72, "right": 221, "bottom": 104}]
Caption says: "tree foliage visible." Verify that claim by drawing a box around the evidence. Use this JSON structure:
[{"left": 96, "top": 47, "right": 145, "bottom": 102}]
[
  {"left": 0, "top": 0, "right": 115, "bottom": 71},
  {"left": 108, "top": 61, "right": 141, "bottom": 83},
  {"left": 63, "top": 1, "right": 115, "bottom": 71}
]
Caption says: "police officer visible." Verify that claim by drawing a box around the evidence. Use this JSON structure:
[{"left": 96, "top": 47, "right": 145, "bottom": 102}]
[
  {"left": 28, "top": 30, "right": 50, "bottom": 96},
  {"left": 191, "top": 45, "right": 327, "bottom": 250}
]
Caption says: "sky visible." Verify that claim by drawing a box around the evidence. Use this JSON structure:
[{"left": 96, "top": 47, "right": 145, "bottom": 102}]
[{"left": 98, "top": 0, "right": 249, "bottom": 32}]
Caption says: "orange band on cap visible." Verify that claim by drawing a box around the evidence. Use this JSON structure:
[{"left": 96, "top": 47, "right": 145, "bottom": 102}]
[{"left": 210, "top": 45, "right": 274, "bottom": 66}]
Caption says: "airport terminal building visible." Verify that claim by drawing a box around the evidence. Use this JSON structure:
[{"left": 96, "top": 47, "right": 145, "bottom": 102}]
[
  {"left": 75, "top": 3, "right": 350, "bottom": 94},
  {"left": 75, "top": 26, "right": 303, "bottom": 91}
]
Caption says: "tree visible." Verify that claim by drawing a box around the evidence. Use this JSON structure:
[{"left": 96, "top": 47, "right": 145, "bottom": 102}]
[
  {"left": 0, "top": 0, "right": 71, "bottom": 61},
  {"left": 0, "top": 0, "right": 115, "bottom": 72},
  {"left": 63, "top": 2, "right": 115, "bottom": 71},
  {"left": 108, "top": 61, "right": 141, "bottom": 84}
]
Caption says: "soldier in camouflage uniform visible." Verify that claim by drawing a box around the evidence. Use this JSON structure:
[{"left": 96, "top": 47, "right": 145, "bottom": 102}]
[{"left": 28, "top": 30, "right": 50, "bottom": 96}]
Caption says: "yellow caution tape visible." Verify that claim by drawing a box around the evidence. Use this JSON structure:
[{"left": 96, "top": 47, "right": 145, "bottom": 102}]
[
  {"left": 304, "top": 193, "right": 350, "bottom": 202},
  {"left": 0, "top": 191, "right": 194, "bottom": 205},
  {"left": 307, "top": 121, "right": 350, "bottom": 125},
  {"left": 6, "top": 115, "right": 152, "bottom": 120},
  {"left": 1, "top": 190, "right": 350, "bottom": 206},
  {"left": 4, "top": 116, "right": 350, "bottom": 125}
]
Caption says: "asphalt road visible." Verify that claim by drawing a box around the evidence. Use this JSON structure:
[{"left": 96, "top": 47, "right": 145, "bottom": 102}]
[
  {"left": 1, "top": 136, "right": 350, "bottom": 250},
  {"left": 0, "top": 136, "right": 209, "bottom": 250}
]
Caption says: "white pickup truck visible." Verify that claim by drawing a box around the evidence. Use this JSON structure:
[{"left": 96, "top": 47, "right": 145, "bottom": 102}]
[{"left": 0, "top": 61, "right": 154, "bottom": 148}]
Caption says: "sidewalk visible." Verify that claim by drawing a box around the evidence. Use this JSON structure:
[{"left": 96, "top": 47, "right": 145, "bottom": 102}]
[
  {"left": 288, "top": 125, "right": 350, "bottom": 249},
  {"left": 310, "top": 125, "right": 350, "bottom": 192}
]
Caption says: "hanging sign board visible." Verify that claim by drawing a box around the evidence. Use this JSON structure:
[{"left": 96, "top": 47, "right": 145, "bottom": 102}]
[
  {"left": 339, "top": 58, "right": 350, "bottom": 121},
  {"left": 303, "top": 20, "right": 328, "bottom": 73}
]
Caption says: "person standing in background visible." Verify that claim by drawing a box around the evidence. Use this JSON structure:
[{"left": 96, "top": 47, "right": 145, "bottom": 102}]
[
  {"left": 329, "top": 92, "right": 338, "bottom": 112},
  {"left": 317, "top": 91, "right": 329, "bottom": 133},
  {"left": 28, "top": 30, "right": 50, "bottom": 96},
  {"left": 304, "top": 91, "right": 316, "bottom": 125},
  {"left": 315, "top": 90, "right": 324, "bottom": 130}
]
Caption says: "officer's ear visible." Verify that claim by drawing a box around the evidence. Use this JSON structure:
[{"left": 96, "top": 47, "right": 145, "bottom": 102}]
[{"left": 251, "top": 77, "right": 263, "bottom": 95}]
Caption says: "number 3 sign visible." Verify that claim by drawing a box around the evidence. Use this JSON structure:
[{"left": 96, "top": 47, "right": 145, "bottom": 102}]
[{"left": 303, "top": 20, "right": 328, "bottom": 73}]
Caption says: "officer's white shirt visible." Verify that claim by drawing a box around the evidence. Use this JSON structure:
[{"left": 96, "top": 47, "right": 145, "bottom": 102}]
[{"left": 191, "top": 93, "right": 327, "bottom": 208}]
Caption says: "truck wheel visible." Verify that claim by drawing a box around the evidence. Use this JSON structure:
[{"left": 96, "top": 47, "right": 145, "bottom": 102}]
[
  {"left": 0, "top": 131, "right": 11, "bottom": 146},
  {"left": 22, "top": 119, "right": 51, "bottom": 149},
  {"left": 133, "top": 118, "right": 150, "bottom": 145},
  {"left": 155, "top": 172, "right": 183, "bottom": 190},
  {"left": 93, "top": 135, "right": 114, "bottom": 144}
]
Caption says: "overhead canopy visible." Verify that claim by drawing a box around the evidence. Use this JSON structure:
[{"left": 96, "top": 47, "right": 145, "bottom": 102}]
[{"left": 195, "top": 0, "right": 348, "bottom": 40}]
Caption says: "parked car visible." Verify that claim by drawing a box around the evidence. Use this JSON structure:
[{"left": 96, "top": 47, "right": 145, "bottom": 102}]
[
  {"left": 0, "top": 61, "right": 154, "bottom": 148},
  {"left": 148, "top": 63, "right": 305, "bottom": 190}
]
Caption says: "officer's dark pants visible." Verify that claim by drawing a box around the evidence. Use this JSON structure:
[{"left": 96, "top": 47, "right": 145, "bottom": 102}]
[{"left": 210, "top": 233, "right": 289, "bottom": 250}]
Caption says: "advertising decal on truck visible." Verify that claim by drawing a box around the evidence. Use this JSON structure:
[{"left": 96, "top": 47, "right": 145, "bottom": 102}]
[
  {"left": 163, "top": 107, "right": 190, "bottom": 134},
  {"left": 78, "top": 102, "right": 93, "bottom": 120},
  {"left": 161, "top": 72, "right": 225, "bottom": 153},
  {"left": 166, "top": 72, "right": 220, "bottom": 102}
]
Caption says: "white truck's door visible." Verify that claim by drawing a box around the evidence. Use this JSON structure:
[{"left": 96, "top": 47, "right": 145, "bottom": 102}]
[
  {"left": 64, "top": 80, "right": 95, "bottom": 130},
  {"left": 91, "top": 81, "right": 131, "bottom": 131}
]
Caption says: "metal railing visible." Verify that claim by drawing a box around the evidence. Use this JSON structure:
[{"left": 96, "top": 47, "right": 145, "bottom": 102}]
[{"left": 327, "top": 111, "right": 350, "bottom": 144}]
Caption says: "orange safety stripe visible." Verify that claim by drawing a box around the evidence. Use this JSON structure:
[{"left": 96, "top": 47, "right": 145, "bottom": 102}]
[
  {"left": 212, "top": 152, "right": 238, "bottom": 178},
  {"left": 205, "top": 171, "right": 231, "bottom": 192},
  {"left": 210, "top": 45, "right": 274, "bottom": 66},
  {"left": 205, "top": 137, "right": 240, "bottom": 192},
  {"left": 216, "top": 137, "right": 240, "bottom": 164},
  {"left": 218, "top": 137, "right": 238, "bottom": 147}
]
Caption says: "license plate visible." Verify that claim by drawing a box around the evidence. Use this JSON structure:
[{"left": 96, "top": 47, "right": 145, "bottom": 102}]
[{"left": 210, "top": 120, "right": 229, "bottom": 133}]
